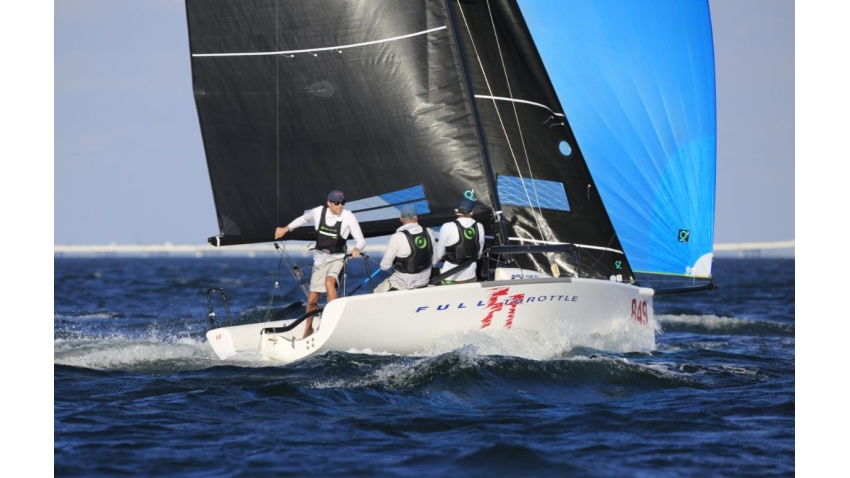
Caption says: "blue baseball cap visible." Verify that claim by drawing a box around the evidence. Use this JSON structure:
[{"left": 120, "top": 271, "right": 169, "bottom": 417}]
[
  {"left": 327, "top": 190, "right": 345, "bottom": 202},
  {"left": 400, "top": 204, "right": 417, "bottom": 218},
  {"left": 456, "top": 198, "right": 475, "bottom": 214}
]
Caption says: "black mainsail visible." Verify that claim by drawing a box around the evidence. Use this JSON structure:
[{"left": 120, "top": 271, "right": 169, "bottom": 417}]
[{"left": 186, "top": 0, "right": 633, "bottom": 282}]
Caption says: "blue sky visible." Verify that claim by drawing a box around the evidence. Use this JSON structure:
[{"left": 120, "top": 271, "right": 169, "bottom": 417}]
[{"left": 52, "top": 0, "right": 794, "bottom": 246}]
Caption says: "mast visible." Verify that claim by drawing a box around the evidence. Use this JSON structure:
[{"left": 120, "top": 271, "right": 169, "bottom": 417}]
[{"left": 444, "top": 0, "right": 508, "bottom": 246}]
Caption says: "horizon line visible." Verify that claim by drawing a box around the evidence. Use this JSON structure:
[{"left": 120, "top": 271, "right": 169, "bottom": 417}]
[{"left": 54, "top": 239, "right": 796, "bottom": 258}]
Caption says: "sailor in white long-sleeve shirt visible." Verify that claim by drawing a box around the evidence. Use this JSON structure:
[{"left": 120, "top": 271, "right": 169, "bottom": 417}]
[
  {"left": 434, "top": 198, "right": 484, "bottom": 284},
  {"left": 274, "top": 189, "right": 366, "bottom": 338},
  {"left": 375, "top": 204, "right": 437, "bottom": 292}
]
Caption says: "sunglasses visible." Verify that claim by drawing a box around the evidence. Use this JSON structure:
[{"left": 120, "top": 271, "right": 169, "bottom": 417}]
[{"left": 331, "top": 201, "right": 345, "bottom": 206}]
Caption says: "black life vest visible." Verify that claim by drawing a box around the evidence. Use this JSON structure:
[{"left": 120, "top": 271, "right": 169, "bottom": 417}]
[
  {"left": 393, "top": 228, "right": 433, "bottom": 274},
  {"left": 315, "top": 206, "right": 346, "bottom": 254},
  {"left": 442, "top": 220, "right": 479, "bottom": 264}
]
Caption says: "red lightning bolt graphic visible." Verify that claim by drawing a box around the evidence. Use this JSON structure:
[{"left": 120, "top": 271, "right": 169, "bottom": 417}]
[
  {"left": 504, "top": 293, "right": 525, "bottom": 329},
  {"left": 481, "top": 287, "right": 510, "bottom": 328}
]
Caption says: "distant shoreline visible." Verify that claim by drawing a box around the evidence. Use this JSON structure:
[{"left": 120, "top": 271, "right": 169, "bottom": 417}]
[
  {"left": 53, "top": 243, "right": 342, "bottom": 258},
  {"left": 54, "top": 241, "right": 794, "bottom": 259}
]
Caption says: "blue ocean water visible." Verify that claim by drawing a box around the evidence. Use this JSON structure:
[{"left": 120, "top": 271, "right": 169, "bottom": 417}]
[{"left": 54, "top": 256, "right": 794, "bottom": 476}]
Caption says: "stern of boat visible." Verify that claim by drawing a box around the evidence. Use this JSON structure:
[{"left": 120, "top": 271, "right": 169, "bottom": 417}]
[{"left": 261, "top": 314, "right": 336, "bottom": 363}]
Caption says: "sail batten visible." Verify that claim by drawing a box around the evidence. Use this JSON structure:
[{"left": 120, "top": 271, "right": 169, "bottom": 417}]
[
  {"left": 192, "top": 26, "right": 449, "bottom": 57},
  {"left": 474, "top": 95, "right": 565, "bottom": 117}
]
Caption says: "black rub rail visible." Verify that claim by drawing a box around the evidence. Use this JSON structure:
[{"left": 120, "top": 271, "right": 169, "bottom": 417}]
[{"left": 260, "top": 308, "right": 323, "bottom": 335}]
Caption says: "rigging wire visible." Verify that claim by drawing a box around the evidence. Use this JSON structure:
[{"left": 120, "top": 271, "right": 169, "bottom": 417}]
[
  {"left": 261, "top": 251, "right": 286, "bottom": 321},
  {"left": 275, "top": 0, "right": 281, "bottom": 229},
  {"left": 275, "top": 242, "right": 311, "bottom": 300},
  {"left": 348, "top": 259, "right": 384, "bottom": 296},
  {"left": 483, "top": 0, "right": 548, "bottom": 229},
  {"left": 204, "top": 266, "right": 282, "bottom": 328},
  {"left": 457, "top": 0, "right": 566, "bottom": 276},
  {"left": 205, "top": 244, "right": 308, "bottom": 326},
  {"left": 455, "top": 0, "right": 548, "bottom": 243}
]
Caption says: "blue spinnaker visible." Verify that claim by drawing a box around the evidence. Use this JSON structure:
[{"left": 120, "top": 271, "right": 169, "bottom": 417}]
[{"left": 519, "top": 0, "right": 717, "bottom": 278}]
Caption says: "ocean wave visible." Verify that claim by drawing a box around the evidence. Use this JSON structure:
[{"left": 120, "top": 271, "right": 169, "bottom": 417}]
[
  {"left": 308, "top": 347, "right": 702, "bottom": 399},
  {"left": 54, "top": 336, "right": 217, "bottom": 372}
]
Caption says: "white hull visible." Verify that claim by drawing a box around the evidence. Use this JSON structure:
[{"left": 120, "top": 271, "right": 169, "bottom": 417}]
[{"left": 206, "top": 276, "right": 657, "bottom": 363}]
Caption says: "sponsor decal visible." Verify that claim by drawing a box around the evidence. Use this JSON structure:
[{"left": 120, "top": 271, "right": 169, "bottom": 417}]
[
  {"left": 509, "top": 272, "right": 546, "bottom": 279},
  {"left": 414, "top": 286, "right": 579, "bottom": 329},
  {"left": 215, "top": 334, "right": 221, "bottom": 340},
  {"left": 480, "top": 287, "right": 524, "bottom": 329}
]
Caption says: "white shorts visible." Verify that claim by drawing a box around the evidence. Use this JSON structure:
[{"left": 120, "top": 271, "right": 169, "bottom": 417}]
[
  {"left": 309, "top": 257, "right": 345, "bottom": 293},
  {"left": 374, "top": 271, "right": 431, "bottom": 293}
]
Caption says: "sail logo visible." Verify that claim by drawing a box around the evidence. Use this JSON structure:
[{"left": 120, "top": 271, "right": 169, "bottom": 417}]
[
  {"left": 678, "top": 229, "right": 690, "bottom": 243},
  {"left": 301, "top": 80, "right": 335, "bottom": 98}
]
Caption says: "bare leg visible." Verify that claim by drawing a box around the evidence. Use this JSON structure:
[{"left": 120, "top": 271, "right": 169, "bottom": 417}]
[
  {"left": 325, "top": 276, "right": 338, "bottom": 302},
  {"left": 303, "top": 291, "right": 320, "bottom": 339}
]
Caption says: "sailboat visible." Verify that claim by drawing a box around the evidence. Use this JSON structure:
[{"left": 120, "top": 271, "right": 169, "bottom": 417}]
[{"left": 185, "top": 0, "right": 716, "bottom": 362}]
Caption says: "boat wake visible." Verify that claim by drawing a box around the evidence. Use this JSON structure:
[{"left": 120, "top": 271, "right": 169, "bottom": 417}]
[
  {"left": 656, "top": 314, "right": 794, "bottom": 337},
  {"left": 404, "top": 316, "right": 660, "bottom": 360},
  {"left": 54, "top": 336, "right": 217, "bottom": 373},
  {"left": 54, "top": 313, "right": 785, "bottom": 381}
]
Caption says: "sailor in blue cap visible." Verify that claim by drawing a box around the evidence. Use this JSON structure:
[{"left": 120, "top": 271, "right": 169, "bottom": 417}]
[{"left": 274, "top": 190, "right": 366, "bottom": 338}]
